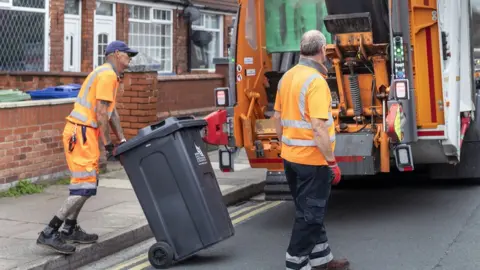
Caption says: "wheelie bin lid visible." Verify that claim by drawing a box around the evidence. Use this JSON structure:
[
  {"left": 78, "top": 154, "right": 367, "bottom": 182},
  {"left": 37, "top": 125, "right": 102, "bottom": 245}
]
[{"left": 114, "top": 116, "right": 208, "bottom": 157}]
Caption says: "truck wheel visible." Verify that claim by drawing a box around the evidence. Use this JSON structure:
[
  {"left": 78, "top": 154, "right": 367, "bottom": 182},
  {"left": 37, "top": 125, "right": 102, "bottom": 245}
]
[{"left": 148, "top": 241, "right": 174, "bottom": 269}]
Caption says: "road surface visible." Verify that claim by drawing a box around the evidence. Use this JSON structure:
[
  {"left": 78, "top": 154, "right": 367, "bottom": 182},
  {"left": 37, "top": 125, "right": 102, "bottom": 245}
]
[{"left": 80, "top": 176, "right": 480, "bottom": 270}]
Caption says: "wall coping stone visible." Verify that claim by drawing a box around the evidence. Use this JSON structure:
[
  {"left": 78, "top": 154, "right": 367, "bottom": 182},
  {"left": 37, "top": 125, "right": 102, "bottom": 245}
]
[
  {"left": 0, "top": 71, "right": 89, "bottom": 77},
  {"left": 0, "top": 98, "right": 75, "bottom": 109},
  {"left": 157, "top": 73, "right": 224, "bottom": 82}
]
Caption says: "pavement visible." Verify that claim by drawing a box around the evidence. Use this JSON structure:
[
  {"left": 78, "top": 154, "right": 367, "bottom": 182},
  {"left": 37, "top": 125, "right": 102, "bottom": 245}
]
[
  {"left": 0, "top": 148, "right": 266, "bottom": 270},
  {"left": 80, "top": 177, "right": 480, "bottom": 270}
]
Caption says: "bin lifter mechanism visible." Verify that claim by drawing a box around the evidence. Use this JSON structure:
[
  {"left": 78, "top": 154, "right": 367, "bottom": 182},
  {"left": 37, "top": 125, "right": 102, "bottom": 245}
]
[{"left": 202, "top": 108, "right": 239, "bottom": 172}]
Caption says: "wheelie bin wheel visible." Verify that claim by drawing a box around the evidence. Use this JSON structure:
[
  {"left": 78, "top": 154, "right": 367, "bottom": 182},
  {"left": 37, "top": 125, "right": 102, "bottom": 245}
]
[{"left": 148, "top": 241, "right": 174, "bottom": 269}]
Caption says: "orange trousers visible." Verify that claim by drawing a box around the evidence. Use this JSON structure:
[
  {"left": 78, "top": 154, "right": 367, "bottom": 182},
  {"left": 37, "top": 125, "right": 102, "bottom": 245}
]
[{"left": 63, "top": 121, "right": 100, "bottom": 196}]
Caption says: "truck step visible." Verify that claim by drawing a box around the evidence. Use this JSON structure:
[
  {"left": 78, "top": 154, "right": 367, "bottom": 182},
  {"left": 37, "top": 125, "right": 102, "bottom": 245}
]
[{"left": 264, "top": 171, "right": 293, "bottom": 201}]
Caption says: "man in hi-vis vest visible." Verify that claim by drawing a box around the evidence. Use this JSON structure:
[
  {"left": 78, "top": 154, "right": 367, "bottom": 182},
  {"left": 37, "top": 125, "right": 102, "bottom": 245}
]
[
  {"left": 36, "top": 41, "right": 138, "bottom": 254},
  {"left": 273, "top": 30, "right": 350, "bottom": 270}
]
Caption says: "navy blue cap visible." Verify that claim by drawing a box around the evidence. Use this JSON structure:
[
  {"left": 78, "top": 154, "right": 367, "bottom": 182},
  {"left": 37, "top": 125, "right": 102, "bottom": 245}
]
[{"left": 105, "top": 41, "right": 138, "bottom": 56}]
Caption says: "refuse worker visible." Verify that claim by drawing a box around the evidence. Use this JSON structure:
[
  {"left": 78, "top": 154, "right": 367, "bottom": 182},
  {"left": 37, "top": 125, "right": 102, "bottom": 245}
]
[
  {"left": 36, "top": 40, "right": 138, "bottom": 254},
  {"left": 273, "top": 30, "right": 350, "bottom": 270}
]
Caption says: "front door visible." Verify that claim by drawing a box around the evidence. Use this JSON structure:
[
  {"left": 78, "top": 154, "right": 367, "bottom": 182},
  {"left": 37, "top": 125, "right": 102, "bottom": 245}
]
[
  {"left": 94, "top": 1, "right": 116, "bottom": 68},
  {"left": 64, "top": 0, "right": 81, "bottom": 72}
]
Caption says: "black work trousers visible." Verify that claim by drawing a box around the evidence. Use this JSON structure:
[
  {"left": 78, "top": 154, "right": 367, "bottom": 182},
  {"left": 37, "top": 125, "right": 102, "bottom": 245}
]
[{"left": 284, "top": 159, "right": 334, "bottom": 270}]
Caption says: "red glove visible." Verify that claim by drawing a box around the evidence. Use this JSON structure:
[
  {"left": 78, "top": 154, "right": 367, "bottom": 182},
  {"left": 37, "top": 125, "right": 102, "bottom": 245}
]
[{"left": 327, "top": 160, "right": 342, "bottom": 185}]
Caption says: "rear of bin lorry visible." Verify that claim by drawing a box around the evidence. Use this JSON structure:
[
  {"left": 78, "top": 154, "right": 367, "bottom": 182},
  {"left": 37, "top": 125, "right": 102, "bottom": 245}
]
[{"left": 203, "top": 0, "right": 480, "bottom": 200}]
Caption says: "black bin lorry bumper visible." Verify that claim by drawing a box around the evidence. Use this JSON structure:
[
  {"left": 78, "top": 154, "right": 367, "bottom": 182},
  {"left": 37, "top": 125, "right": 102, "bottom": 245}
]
[{"left": 114, "top": 116, "right": 235, "bottom": 269}]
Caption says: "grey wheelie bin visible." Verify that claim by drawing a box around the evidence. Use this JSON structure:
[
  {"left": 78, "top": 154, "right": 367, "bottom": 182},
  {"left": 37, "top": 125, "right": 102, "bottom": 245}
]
[{"left": 114, "top": 116, "right": 235, "bottom": 269}]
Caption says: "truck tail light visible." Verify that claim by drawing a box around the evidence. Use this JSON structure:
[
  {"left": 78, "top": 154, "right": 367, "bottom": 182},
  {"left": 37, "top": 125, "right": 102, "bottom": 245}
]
[
  {"left": 394, "top": 144, "right": 414, "bottom": 172},
  {"left": 392, "top": 79, "right": 409, "bottom": 100},
  {"left": 215, "top": 87, "right": 229, "bottom": 107},
  {"left": 219, "top": 148, "right": 234, "bottom": 172}
]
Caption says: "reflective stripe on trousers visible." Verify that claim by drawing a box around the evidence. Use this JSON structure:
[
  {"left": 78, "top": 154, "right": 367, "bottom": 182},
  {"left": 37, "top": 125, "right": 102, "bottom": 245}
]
[
  {"left": 280, "top": 73, "right": 335, "bottom": 147},
  {"left": 286, "top": 253, "right": 311, "bottom": 270},
  {"left": 68, "top": 168, "right": 98, "bottom": 191},
  {"left": 68, "top": 65, "right": 113, "bottom": 128}
]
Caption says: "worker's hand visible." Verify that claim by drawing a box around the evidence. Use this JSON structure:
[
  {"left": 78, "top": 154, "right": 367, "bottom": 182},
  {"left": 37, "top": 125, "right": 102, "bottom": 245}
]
[
  {"left": 105, "top": 143, "right": 116, "bottom": 161},
  {"left": 327, "top": 160, "right": 342, "bottom": 185}
]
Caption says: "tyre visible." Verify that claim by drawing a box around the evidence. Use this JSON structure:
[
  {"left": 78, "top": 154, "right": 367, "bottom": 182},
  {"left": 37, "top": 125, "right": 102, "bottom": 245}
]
[{"left": 148, "top": 241, "right": 174, "bottom": 269}]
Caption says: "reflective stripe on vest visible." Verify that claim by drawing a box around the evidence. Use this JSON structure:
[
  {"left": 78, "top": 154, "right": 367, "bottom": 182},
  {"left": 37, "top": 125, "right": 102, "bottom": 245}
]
[
  {"left": 280, "top": 73, "right": 336, "bottom": 147},
  {"left": 68, "top": 65, "right": 113, "bottom": 128}
]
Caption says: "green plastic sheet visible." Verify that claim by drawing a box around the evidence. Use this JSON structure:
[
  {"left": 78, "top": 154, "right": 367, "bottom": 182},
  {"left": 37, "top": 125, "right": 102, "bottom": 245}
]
[{"left": 264, "top": 0, "right": 332, "bottom": 53}]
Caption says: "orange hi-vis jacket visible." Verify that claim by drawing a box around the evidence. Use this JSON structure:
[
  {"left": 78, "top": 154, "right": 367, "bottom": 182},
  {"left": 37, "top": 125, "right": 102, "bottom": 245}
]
[
  {"left": 274, "top": 58, "right": 336, "bottom": 166},
  {"left": 64, "top": 62, "right": 120, "bottom": 196},
  {"left": 66, "top": 62, "right": 120, "bottom": 128}
]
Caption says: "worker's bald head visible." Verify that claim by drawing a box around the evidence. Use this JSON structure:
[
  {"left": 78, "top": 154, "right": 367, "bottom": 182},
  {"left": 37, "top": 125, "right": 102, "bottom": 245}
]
[{"left": 300, "top": 30, "right": 326, "bottom": 57}]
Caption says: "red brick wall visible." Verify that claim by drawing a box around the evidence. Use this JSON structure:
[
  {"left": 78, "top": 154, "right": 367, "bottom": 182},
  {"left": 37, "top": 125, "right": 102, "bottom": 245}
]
[
  {"left": 81, "top": 0, "right": 95, "bottom": 73},
  {"left": 0, "top": 72, "right": 87, "bottom": 91},
  {"left": 49, "top": 0, "right": 65, "bottom": 72},
  {"left": 0, "top": 103, "right": 72, "bottom": 185},
  {"left": 157, "top": 74, "right": 225, "bottom": 113}
]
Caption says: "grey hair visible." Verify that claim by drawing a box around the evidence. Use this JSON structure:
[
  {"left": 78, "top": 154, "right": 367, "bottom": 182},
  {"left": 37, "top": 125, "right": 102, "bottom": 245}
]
[{"left": 300, "top": 30, "right": 326, "bottom": 57}]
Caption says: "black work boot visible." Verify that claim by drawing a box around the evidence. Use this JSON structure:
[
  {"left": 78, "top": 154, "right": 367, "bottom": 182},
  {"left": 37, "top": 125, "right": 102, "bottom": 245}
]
[
  {"left": 61, "top": 225, "right": 99, "bottom": 244},
  {"left": 36, "top": 231, "right": 76, "bottom": 255}
]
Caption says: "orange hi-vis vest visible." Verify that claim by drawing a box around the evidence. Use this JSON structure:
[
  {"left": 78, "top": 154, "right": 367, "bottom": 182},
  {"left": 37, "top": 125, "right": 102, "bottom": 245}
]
[
  {"left": 66, "top": 62, "right": 119, "bottom": 128},
  {"left": 274, "top": 58, "right": 336, "bottom": 166}
]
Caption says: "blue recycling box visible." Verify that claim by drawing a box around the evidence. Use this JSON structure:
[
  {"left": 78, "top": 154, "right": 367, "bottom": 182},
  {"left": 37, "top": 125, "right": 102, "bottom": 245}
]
[{"left": 27, "top": 84, "right": 81, "bottom": 100}]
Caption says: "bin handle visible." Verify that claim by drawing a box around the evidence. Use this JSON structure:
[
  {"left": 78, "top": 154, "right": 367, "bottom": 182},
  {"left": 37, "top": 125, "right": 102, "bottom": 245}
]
[{"left": 150, "top": 115, "right": 196, "bottom": 131}]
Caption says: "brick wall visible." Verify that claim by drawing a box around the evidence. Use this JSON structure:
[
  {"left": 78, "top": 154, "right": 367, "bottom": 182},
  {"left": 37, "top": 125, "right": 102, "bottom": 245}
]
[
  {"left": 0, "top": 72, "right": 87, "bottom": 91},
  {"left": 0, "top": 101, "right": 73, "bottom": 186},
  {"left": 81, "top": 0, "right": 95, "bottom": 73},
  {"left": 49, "top": 0, "right": 65, "bottom": 72},
  {"left": 157, "top": 74, "right": 225, "bottom": 113}
]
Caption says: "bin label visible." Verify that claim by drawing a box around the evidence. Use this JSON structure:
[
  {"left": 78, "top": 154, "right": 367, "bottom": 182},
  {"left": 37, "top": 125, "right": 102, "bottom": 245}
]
[{"left": 194, "top": 143, "right": 208, "bottom": 166}]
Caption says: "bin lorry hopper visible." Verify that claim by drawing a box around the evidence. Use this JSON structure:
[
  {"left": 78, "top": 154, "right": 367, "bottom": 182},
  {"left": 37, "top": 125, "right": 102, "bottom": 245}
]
[{"left": 202, "top": 0, "right": 480, "bottom": 200}]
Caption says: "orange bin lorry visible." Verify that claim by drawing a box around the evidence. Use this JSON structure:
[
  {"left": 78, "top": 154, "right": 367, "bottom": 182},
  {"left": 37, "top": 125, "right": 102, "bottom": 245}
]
[{"left": 202, "top": 0, "right": 480, "bottom": 200}]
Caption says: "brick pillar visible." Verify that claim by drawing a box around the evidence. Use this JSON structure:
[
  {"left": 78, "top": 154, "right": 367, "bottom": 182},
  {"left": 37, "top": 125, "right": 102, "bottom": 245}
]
[
  {"left": 174, "top": 10, "right": 188, "bottom": 74},
  {"left": 81, "top": 0, "right": 95, "bottom": 73},
  {"left": 117, "top": 71, "right": 159, "bottom": 140},
  {"left": 49, "top": 0, "right": 65, "bottom": 72},
  {"left": 224, "top": 15, "right": 234, "bottom": 57},
  {"left": 116, "top": 4, "right": 130, "bottom": 42},
  {"left": 214, "top": 58, "right": 230, "bottom": 87}
]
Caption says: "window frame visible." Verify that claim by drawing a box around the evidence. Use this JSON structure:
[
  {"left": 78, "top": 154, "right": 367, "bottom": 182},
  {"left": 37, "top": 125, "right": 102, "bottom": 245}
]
[
  {"left": 0, "top": 0, "right": 50, "bottom": 72},
  {"left": 0, "top": 0, "right": 12, "bottom": 8},
  {"left": 127, "top": 4, "right": 174, "bottom": 74},
  {"left": 190, "top": 11, "right": 224, "bottom": 72}
]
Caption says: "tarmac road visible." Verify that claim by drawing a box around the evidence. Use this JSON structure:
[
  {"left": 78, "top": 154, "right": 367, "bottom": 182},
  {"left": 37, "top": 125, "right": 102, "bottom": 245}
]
[{"left": 80, "top": 176, "right": 480, "bottom": 270}]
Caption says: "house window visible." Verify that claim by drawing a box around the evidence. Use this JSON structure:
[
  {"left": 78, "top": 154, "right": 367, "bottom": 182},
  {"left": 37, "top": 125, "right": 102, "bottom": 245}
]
[
  {"left": 97, "top": 34, "right": 109, "bottom": 65},
  {"left": 190, "top": 13, "right": 223, "bottom": 70},
  {"left": 65, "top": 0, "right": 80, "bottom": 15},
  {"left": 0, "top": 0, "right": 48, "bottom": 71},
  {"left": 96, "top": 1, "right": 113, "bottom": 16},
  {"left": 128, "top": 5, "right": 173, "bottom": 73}
]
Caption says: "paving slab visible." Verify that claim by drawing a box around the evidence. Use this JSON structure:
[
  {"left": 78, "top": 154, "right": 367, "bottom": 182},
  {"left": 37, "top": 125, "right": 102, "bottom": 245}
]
[{"left": 2, "top": 149, "right": 267, "bottom": 270}]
